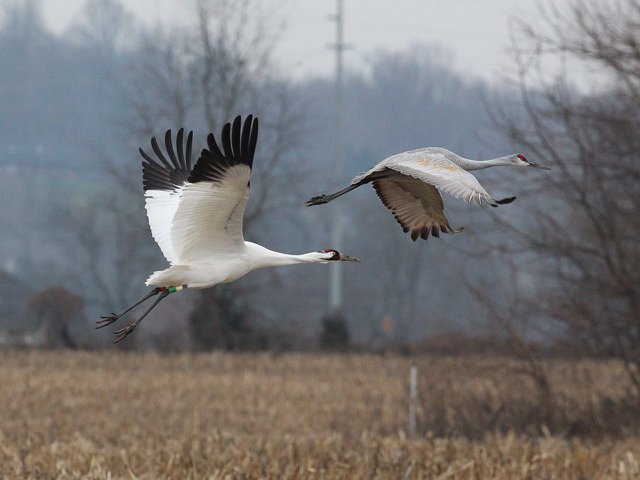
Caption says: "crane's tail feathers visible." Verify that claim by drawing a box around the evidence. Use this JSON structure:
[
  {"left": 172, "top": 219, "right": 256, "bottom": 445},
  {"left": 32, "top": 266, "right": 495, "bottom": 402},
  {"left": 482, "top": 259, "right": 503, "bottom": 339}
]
[
  {"left": 145, "top": 265, "right": 190, "bottom": 287},
  {"left": 492, "top": 196, "right": 516, "bottom": 207}
]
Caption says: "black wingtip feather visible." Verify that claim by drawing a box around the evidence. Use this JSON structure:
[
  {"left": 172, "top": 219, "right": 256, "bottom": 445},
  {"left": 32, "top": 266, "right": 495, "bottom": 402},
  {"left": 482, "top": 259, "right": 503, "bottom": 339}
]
[
  {"left": 231, "top": 115, "right": 242, "bottom": 158},
  {"left": 164, "top": 130, "right": 179, "bottom": 167},
  {"left": 150, "top": 136, "right": 171, "bottom": 169},
  {"left": 221, "top": 122, "right": 233, "bottom": 158},
  {"left": 207, "top": 132, "right": 223, "bottom": 158},
  {"left": 241, "top": 115, "right": 252, "bottom": 165},
  {"left": 139, "top": 147, "right": 154, "bottom": 164},
  {"left": 185, "top": 131, "right": 193, "bottom": 171},
  {"left": 248, "top": 117, "right": 258, "bottom": 168},
  {"left": 176, "top": 128, "right": 185, "bottom": 170}
]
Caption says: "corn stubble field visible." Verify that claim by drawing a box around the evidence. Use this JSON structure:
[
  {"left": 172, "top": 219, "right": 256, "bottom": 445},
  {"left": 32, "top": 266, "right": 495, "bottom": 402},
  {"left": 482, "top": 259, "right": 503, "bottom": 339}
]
[{"left": 0, "top": 350, "right": 639, "bottom": 479}]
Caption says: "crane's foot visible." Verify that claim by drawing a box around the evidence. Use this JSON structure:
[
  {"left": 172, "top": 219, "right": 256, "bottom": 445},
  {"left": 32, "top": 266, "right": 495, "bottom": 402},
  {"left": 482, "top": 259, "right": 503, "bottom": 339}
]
[
  {"left": 114, "top": 323, "right": 137, "bottom": 343},
  {"left": 96, "top": 314, "right": 119, "bottom": 329},
  {"left": 306, "top": 194, "right": 328, "bottom": 206}
]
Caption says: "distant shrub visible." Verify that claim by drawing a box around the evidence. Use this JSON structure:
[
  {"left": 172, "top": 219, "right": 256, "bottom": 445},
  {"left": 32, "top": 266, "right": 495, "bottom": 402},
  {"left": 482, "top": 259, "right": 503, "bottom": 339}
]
[
  {"left": 319, "top": 312, "right": 350, "bottom": 351},
  {"left": 189, "top": 286, "right": 269, "bottom": 351},
  {"left": 27, "top": 287, "right": 84, "bottom": 348}
]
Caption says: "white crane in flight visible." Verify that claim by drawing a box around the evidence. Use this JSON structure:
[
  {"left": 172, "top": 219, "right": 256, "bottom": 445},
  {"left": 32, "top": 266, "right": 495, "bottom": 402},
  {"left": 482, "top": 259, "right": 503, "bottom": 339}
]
[
  {"left": 97, "top": 115, "right": 359, "bottom": 342},
  {"left": 307, "top": 147, "right": 549, "bottom": 241}
]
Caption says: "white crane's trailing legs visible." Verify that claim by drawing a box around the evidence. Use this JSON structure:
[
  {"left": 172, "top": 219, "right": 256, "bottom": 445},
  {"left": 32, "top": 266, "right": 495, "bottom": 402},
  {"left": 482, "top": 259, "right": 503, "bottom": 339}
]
[
  {"left": 307, "top": 147, "right": 549, "bottom": 241},
  {"left": 98, "top": 115, "right": 359, "bottom": 343}
]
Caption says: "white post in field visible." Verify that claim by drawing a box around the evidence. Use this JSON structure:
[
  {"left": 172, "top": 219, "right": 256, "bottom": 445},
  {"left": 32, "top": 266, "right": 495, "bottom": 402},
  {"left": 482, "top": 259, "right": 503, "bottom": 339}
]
[{"left": 409, "top": 365, "right": 417, "bottom": 438}]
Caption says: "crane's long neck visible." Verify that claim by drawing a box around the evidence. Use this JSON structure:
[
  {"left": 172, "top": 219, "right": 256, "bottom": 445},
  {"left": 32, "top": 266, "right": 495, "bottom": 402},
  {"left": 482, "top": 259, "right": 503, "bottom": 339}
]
[
  {"left": 245, "top": 242, "right": 328, "bottom": 269},
  {"left": 457, "top": 155, "right": 514, "bottom": 171}
]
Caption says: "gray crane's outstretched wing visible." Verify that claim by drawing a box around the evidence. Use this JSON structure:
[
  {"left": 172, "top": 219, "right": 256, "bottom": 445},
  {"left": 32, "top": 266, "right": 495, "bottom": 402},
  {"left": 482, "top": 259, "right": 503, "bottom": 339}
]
[{"left": 372, "top": 171, "right": 462, "bottom": 241}]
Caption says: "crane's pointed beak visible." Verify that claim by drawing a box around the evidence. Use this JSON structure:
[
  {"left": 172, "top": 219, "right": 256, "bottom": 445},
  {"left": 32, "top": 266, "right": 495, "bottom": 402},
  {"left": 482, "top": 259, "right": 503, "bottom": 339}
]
[
  {"left": 528, "top": 161, "right": 551, "bottom": 170},
  {"left": 340, "top": 254, "right": 361, "bottom": 263}
]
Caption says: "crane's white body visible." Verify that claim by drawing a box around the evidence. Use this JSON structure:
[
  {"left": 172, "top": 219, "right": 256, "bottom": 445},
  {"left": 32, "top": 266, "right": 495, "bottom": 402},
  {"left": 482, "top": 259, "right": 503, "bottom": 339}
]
[
  {"left": 142, "top": 116, "right": 352, "bottom": 290},
  {"left": 308, "top": 147, "right": 548, "bottom": 241}
]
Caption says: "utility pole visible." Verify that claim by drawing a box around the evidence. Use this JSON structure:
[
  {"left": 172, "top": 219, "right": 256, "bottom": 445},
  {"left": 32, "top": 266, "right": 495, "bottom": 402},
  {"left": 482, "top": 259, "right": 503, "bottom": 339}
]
[{"left": 328, "top": 0, "right": 347, "bottom": 312}]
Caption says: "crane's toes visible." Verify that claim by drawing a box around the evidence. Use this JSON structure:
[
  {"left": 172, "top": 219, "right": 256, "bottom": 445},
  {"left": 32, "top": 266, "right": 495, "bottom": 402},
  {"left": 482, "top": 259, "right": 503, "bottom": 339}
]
[
  {"left": 306, "top": 194, "right": 328, "bottom": 206},
  {"left": 96, "top": 313, "right": 119, "bottom": 329},
  {"left": 113, "top": 324, "right": 136, "bottom": 343}
]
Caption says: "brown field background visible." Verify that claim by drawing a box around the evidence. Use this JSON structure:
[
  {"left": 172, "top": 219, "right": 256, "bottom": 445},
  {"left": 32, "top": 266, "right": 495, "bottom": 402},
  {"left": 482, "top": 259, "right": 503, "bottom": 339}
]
[{"left": 0, "top": 350, "right": 639, "bottom": 479}]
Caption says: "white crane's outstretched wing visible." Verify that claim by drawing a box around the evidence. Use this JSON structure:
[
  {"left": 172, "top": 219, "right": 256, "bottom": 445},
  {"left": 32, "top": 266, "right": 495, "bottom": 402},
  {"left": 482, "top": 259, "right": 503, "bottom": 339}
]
[
  {"left": 354, "top": 150, "right": 497, "bottom": 207},
  {"left": 140, "top": 116, "right": 258, "bottom": 264},
  {"left": 170, "top": 115, "right": 258, "bottom": 262},
  {"left": 140, "top": 128, "right": 194, "bottom": 264},
  {"left": 373, "top": 172, "right": 461, "bottom": 241}
]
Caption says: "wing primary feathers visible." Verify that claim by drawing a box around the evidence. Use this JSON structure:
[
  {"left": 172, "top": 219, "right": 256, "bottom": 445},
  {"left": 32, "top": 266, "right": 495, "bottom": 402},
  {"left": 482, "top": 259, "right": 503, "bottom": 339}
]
[
  {"left": 164, "top": 130, "right": 179, "bottom": 168},
  {"left": 372, "top": 176, "right": 461, "bottom": 242},
  {"left": 188, "top": 114, "right": 259, "bottom": 184},
  {"left": 247, "top": 116, "right": 258, "bottom": 168},
  {"left": 141, "top": 130, "right": 194, "bottom": 192},
  {"left": 221, "top": 122, "right": 233, "bottom": 158},
  {"left": 185, "top": 130, "right": 193, "bottom": 171},
  {"left": 151, "top": 136, "right": 172, "bottom": 170},
  {"left": 207, "top": 132, "right": 224, "bottom": 159},
  {"left": 176, "top": 128, "right": 185, "bottom": 171},
  {"left": 241, "top": 115, "right": 252, "bottom": 165},
  {"left": 139, "top": 147, "right": 156, "bottom": 165},
  {"left": 231, "top": 115, "right": 242, "bottom": 158}
]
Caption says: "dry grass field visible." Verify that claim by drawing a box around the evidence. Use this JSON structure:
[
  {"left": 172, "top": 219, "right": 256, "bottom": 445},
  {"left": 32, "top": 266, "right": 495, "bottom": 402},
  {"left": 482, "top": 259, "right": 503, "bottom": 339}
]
[{"left": 0, "top": 350, "right": 639, "bottom": 479}]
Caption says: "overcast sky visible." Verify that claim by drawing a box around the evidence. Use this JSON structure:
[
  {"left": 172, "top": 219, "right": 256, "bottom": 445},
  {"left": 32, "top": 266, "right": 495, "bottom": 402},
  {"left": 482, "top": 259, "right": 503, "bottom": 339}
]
[{"left": 40, "top": 0, "right": 552, "bottom": 83}]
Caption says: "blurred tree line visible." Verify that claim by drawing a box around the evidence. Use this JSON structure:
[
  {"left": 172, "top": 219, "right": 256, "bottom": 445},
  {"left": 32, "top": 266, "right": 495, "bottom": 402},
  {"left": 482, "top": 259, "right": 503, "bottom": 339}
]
[
  {"left": 463, "top": 0, "right": 640, "bottom": 406},
  {"left": 1, "top": 0, "right": 638, "bottom": 393}
]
